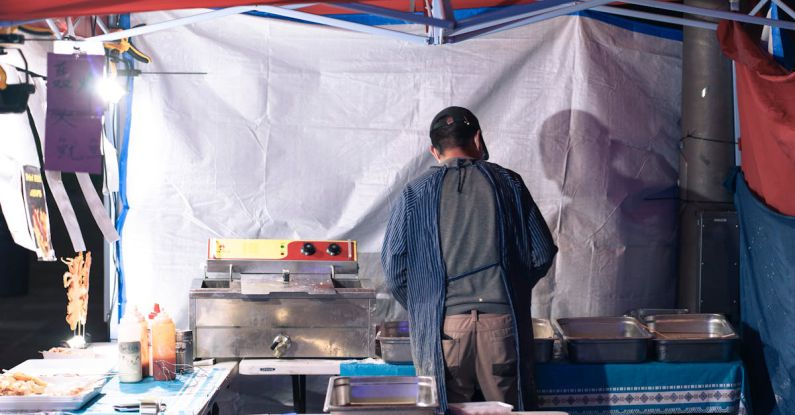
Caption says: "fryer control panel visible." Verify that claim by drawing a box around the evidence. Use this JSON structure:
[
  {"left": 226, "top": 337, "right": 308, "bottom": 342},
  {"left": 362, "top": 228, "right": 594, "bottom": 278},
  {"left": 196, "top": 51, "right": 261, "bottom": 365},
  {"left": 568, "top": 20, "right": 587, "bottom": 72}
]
[{"left": 209, "top": 239, "right": 357, "bottom": 261}]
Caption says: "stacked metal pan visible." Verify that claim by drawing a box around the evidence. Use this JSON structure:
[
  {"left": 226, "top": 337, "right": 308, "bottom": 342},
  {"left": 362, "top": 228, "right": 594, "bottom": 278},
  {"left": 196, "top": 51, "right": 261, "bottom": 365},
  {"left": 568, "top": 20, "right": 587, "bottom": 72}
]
[
  {"left": 555, "top": 317, "right": 653, "bottom": 363},
  {"left": 644, "top": 313, "right": 738, "bottom": 362},
  {"left": 532, "top": 318, "right": 556, "bottom": 363},
  {"left": 377, "top": 321, "right": 412, "bottom": 364},
  {"left": 551, "top": 313, "right": 738, "bottom": 363}
]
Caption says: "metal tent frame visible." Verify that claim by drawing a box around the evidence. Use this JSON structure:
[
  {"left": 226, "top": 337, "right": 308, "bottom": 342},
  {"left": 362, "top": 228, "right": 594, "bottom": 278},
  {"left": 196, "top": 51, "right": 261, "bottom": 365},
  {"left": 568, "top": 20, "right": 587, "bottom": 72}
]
[{"left": 38, "top": 0, "right": 791, "bottom": 45}]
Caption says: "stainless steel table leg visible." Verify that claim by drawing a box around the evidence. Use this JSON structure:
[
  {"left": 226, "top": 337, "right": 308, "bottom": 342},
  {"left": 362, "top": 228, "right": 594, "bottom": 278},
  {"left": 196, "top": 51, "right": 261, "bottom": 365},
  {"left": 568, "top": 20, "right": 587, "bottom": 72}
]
[{"left": 292, "top": 374, "right": 306, "bottom": 413}]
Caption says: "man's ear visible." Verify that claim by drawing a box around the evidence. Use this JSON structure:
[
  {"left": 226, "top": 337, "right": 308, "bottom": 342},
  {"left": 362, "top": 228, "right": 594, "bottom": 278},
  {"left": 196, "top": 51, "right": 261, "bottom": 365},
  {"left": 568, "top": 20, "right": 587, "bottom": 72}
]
[
  {"left": 429, "top": 145, "right": 442, "bottom": 162},
  {"left": 474, "top": 130, "right": 484, "bottom": 155}
]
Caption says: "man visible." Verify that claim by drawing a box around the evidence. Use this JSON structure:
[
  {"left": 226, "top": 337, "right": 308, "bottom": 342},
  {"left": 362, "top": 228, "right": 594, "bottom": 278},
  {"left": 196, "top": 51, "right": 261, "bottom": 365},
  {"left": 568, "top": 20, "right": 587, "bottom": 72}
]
[{"left": 382, "top": 106, "right": 557, "bottom": 412}]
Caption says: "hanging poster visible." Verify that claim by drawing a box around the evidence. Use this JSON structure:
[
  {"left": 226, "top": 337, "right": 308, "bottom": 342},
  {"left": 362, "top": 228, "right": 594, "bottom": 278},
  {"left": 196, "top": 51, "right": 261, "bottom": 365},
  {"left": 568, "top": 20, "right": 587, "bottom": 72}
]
[
  {"left": 22, "top": 165, "right": 55, "bottom": 261},
  {"left": 44, "top": 53, "right": 104, "bottom": 174}
]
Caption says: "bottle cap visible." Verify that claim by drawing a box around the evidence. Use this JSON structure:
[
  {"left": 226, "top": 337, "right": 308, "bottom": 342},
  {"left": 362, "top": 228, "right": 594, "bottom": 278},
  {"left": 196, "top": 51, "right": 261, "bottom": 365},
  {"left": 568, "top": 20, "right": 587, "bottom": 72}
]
[{"left": 154, "top": 311, "right": 172, "bottom": 323}]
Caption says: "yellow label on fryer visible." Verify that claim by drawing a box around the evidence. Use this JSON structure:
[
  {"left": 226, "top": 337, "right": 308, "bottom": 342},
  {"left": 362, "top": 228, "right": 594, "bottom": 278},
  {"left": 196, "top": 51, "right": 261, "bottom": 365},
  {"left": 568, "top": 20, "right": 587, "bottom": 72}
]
[{"left": 210, "top": 239, "right": 290, "bottom": 260}]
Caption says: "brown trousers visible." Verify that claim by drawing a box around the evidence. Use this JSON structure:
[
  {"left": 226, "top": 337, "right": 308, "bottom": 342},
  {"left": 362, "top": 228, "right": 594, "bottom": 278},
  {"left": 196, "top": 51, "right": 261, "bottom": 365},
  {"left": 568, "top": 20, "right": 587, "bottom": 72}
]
[{"left": 441, "top": 311, "right": 518, "bottom": 406}]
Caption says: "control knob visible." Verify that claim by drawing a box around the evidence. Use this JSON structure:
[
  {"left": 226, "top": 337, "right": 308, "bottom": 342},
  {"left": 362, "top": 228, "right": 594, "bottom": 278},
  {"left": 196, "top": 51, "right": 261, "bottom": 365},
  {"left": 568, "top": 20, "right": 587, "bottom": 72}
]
[
  {"left": 326, "top": 243, "right": 341, "bottom": 256},
  {"left": 300, "top": 242, "right": 316, "bottom": 256}
]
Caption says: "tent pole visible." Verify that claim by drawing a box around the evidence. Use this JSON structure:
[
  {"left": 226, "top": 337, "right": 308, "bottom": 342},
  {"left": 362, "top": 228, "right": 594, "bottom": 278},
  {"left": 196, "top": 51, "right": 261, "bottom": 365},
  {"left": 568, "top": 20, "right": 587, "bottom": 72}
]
[
  {"left": 46, "top": 19, "right": 63, "bottom": 39},
  {"left": 770, "top": 0, "right": 795, "bottom": 21},
  {"left": 430, "top": 0, "right": 453, "bottom": 44},
  {"left": 87, "top": 6, "right": 257, "bottom": 41},
  {"left": 593, "top": 6, "right": 719, "bottom": 29},
  {"left": 253, "top": 5, "right": 430, "bottom": 44},
  {"left": 335, "top": 3, "right": 455, "bottom": 28},
  {"left": 748, "top": 0, "right": 769, "bottom": 16},
  {"left": 448, "top": 0, "right": 612, "bottom": 43},
  {"left": 66, "top": 17, "right": 75, "bottom": 38},
  {"left": 95, "top": 17, "right": 110, "bottom": 34},
  {"left": 451, "top": 0, "right": 577, "bottom": 36},
  {"left": 677, "top": 0, "right": 738, "bottom": 321},
  {"left": 622, "top": 0, "right": 795, "bottom": 30}
]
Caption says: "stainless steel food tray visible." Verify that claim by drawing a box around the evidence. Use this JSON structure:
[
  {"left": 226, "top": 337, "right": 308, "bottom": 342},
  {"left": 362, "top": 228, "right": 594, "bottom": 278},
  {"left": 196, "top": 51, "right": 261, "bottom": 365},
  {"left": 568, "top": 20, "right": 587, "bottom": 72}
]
[
  {"left": 378, "top": 336, "right": 413, "bottom": 364},
  {"left": 324, "top": 376, "right": 438, "bottom": 414},
  {"left": 555, "top": 317, "right": 652, "bottom": 363},
  {"left": 381, "top": 321, "right": 410, "bottom": 337},
  {"left": 626, "top": 308, "right": 689, "bottom": 321},
  {"left": 532, "top": 318, "right": 555, "bottom": 363},
  {"left": 645, "top": 314, "right": 738, "bottom": 362}
]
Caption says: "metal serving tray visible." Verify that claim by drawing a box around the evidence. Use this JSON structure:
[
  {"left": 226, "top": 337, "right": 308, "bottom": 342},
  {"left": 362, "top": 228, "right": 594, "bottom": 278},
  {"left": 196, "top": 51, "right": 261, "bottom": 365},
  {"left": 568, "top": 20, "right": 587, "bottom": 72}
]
[
  {"left": 645, "top": 314, "right": 738, "bottom": 362},
  {"left": 324, "top": 376, "right": 438, "bottom": 414},
  {"left": 532, "top": 318, "right": 555, "bottom": 363},
  {"left": 555, "top": 317, "right": 652, "bottom": 363}
]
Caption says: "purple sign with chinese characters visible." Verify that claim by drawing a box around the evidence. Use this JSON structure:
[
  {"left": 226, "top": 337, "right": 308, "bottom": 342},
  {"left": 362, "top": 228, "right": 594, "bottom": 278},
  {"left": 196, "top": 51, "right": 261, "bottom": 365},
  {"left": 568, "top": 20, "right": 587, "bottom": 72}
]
[{"left": 44, "top": 53, "right": 105, "bottom": 174}]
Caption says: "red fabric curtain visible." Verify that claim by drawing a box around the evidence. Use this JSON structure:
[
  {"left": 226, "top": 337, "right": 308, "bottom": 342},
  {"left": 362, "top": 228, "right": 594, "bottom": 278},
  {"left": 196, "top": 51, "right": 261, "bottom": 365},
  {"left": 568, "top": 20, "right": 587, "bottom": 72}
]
[{"left": 718, "top": 21, "right": 795, "bottom": 216}]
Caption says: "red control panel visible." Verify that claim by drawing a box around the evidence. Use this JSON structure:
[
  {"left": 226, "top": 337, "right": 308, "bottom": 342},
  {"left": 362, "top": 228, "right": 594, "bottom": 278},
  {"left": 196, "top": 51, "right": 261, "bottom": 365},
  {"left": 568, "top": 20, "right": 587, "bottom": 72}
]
[{"left": 209, "top": 239, "right": 357, "bottom": 261}]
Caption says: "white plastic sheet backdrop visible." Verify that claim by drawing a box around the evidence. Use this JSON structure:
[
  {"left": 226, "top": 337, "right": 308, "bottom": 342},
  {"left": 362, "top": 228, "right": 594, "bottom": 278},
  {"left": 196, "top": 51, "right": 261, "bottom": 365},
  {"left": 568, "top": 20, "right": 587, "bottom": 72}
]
[{"left": 124, "top": 11, "right": 682, "bottom": 330}]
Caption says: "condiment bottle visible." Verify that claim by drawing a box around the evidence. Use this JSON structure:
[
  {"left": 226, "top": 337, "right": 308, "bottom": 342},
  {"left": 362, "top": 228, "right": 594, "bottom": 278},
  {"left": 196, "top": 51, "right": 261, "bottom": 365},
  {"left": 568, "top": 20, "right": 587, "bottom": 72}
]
[
  {"left": 151, "top": 311, "right": 177, "bottom": 381},
  {"left": 146, "top": 303, "right": 160, "bottom": 376},
  {"left": 118, "top": 313, "right": 142, "bottom": 383},
  {"left": 132, "top": 306, "right": 150, "bottom": 376}
]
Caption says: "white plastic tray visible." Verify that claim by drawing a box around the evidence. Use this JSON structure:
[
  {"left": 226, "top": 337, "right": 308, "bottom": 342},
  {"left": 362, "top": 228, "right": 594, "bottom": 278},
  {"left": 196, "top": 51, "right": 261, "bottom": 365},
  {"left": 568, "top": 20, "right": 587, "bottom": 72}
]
[
  {"left": 40, "top": 348, "right": 97, "bottom": 359},
  {"left": 0, "top": 387, "right": 102, "bottom": 411},
  {"left": 0, "top": 359, "right": 113, "bottom": 411}
]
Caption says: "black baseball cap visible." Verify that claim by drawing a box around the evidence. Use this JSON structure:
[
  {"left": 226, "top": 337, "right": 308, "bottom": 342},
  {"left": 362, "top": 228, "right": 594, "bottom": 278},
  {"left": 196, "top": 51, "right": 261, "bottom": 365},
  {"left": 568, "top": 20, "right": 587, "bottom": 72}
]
[{"left": 429, "top": 106, "right": 489, "bottom": 160}]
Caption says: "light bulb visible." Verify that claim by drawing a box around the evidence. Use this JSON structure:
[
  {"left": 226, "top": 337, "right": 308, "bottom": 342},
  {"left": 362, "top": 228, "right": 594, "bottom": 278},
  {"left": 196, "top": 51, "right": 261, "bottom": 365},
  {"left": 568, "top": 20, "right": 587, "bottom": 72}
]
[{"left": 96, "top": 77, "right": 126, "bottom": 103}]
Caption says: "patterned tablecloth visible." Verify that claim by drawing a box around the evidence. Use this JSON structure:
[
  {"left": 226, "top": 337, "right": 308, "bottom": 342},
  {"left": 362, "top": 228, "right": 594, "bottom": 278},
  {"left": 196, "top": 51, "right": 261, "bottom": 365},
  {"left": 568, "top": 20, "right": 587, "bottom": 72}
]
[
  {"left": 340, "top": 360, "right": 748, "bottom": 414},
  {"left": 75, "top": 362, "right": 237, "bottom": 415}
]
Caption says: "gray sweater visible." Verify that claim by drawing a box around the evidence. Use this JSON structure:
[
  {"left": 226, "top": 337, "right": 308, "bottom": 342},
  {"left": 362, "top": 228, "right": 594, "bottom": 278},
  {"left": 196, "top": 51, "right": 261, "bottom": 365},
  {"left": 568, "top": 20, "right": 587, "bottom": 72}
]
[{"left": 440, "top": 158, "right": 511, "bottom": 315}]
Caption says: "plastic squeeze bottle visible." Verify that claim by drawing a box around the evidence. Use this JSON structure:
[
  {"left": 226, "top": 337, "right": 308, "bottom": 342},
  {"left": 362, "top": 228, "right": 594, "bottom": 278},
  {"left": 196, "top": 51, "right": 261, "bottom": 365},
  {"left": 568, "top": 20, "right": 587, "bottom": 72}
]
[
  {"left": 146, "top": 303, "right": 160, "bottom": 376},
  {"left": 132, "top": 306, "right": 150, "bottom": 376},
  {"left": 118, "top": 313, "right": 143, "bottom": 383},
  {"left": 151, "top": 311, "right": 177, "bottom": 381}
]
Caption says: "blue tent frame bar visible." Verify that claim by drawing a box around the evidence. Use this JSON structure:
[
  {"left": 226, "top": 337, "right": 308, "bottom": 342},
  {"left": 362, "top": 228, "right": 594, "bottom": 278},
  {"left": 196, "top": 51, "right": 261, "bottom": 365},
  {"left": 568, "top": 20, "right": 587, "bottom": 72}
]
[
  {"left": 449, "top": 0, "right": 613, "bottom": 42},
  {"left": 451, "top": 0, "right": 579, "bottom": 36},
  {"left": 593, "top": 5, "right": 718, "bottom": 30}
]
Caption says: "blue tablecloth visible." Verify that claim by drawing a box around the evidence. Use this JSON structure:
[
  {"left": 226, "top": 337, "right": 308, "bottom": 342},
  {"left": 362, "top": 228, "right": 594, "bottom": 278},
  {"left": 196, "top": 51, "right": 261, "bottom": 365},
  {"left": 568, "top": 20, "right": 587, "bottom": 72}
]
[
  {"left": 341, "top": 360, "right": 747, "bottom": 414},
  {"left": 536, "top": 361, "right": 746, "bottom": 414},
  {"left": 75, "top": 363, "right": 236, "bottom": 415}
]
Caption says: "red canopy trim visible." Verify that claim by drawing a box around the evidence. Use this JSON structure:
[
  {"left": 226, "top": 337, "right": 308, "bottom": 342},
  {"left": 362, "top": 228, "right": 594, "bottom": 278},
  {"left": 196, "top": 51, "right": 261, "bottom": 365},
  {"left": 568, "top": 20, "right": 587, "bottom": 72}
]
[{"left": 0, "top": 0, "right": 535, "bottom": 22}]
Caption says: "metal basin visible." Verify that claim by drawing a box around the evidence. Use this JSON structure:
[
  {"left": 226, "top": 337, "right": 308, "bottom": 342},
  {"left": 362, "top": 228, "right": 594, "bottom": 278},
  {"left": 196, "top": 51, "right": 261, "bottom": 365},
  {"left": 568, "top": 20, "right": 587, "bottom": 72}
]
[
  {"left": 532, "top": 319, "right": 555, "bottom": 362},
  {"left": 555, "top": 317, "right": 652, "bottom": 363},
  {"left": 324, "top": 376, "right": 438, "bottom": 414},
  {"left": 200, "top": 279, "right": 232, "bottom": 289},
  {"left": 645, "top": 314, "right": 738, "bottom": 362}
]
